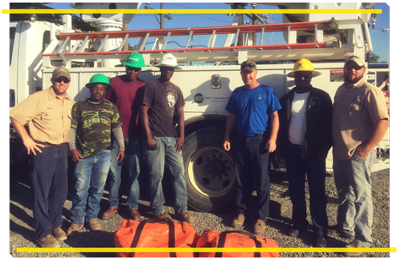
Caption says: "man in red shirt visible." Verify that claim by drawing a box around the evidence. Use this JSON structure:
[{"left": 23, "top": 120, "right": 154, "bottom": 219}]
[{"left": 102, "top": 52, "right": 147, "bottom": 220}]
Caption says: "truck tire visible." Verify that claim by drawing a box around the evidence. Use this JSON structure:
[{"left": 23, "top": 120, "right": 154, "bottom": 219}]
[{"left": 183, "top": 127, "right": 236, "bottom": 213}]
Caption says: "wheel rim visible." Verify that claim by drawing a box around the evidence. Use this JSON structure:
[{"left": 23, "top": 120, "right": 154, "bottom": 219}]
[{"left": 187, "top": 147, "right": 235, "bottom": 197}]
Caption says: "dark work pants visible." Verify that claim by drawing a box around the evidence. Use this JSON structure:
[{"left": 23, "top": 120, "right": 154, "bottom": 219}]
[
  {"left": 30, "top": 145, "right": 68, "bottom": 239},
  {"left": 285, "top": 141, "right": 328, "bottom": 235},
  {"left": 234, "top": 133, "right": 270, "bottom": 222}
]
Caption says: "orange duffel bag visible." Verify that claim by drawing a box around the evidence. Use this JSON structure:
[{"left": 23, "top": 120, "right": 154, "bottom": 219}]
[
  {"left": 196, "top": 230, "right": 279, "bottom": 257},
  {"left": 114, "top": 218, "right": 199, "bottom": 257}
]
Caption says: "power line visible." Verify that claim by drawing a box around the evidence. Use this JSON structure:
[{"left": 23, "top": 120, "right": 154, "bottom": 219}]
[
  {"left": 166, "top": 3, "right": 202, "bottom": 9},
  {"left": 144, "top": 40, "right": 207, "bottom": 48},
  {"left": 173, "top": 14, "right": 233, "bottom": 24}
]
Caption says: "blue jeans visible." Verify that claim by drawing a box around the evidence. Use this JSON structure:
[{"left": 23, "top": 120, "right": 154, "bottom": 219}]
[
  {"left": 333, "top": 150, "right": 375, "bottom": 247},
  {"left": 143, "top": 137, "right": 188, "bottom": 214},
  {"left": 30, "top": 144, "right": 68, "bottom": 238},
  {"left": 285, "top": 141, "right": 328, "bottom": 235},
  {"left": 234, "top": 133, "right": 270, "bottom": 222},
  {"left": 70, "top": 149, "right": 111, "bottom": 225},
  {"left": 108, "top": 136, "right": 141, "bottom": 210}
]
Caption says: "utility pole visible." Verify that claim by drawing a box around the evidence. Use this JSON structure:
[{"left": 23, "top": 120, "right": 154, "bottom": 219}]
[
  {"left": 145, "top": 3, "right": 172, "bottom": 30},
  {"left": 145, "top": 3, "right": 172, "bottom": 49},
  {"left": 252, "top": 3, "right": 258, "bottom": 45},
  {"left": 230, "top": 3, "right": 247, "bottom": 46},
  {"left": 160, "top": 3, "right": 164, "bottom": 30}
]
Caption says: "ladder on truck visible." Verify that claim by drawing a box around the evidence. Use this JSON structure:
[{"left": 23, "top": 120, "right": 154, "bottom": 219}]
[{"left": 42, "top": 18, "right": 365, "bottom": 67}]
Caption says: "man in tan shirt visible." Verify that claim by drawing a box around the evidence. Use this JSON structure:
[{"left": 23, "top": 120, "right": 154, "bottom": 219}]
[
  {"left": 330, "top": 56, "right": 389, "bottom": 256},
  {"left": 10, "top": 67, "right": 74, "bottom": 248}
]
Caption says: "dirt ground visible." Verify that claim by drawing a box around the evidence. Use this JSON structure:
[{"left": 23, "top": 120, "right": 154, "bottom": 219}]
[{"left": 9, "top": 160, "right": 390, "bottom": 257}]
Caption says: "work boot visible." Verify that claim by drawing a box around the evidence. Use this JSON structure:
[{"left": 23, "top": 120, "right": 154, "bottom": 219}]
[
  {"left": 86, "top": 219, "right": 101, "bottom": 232},
  {"left": 314, "top": 234, "right": 327, "bottom": 247},
  {"left": 66, "top": 223, "right": 83, "bottom": 236},
  {"left": 327, "top": 225, "right": 355, "bottom": 240},
  {"left": 36, "top": 234, "right": 60, "bottom": 248},
  {"left": 177, "top": 211, "right": 194, "bottom": 224},
  {"left": 129, "top": 208, "right": 141, "bottom": 221},
  {"left": 344, "top": 240, "right": 363, "bottom": 257},
  {"left": 232, "top": 213, "right": 245, "bottom": 227},
  {"left": 153, "top": 211, "right": 172, "bottom": 220},
  {"left": 254, "top": 219, "right": 266, "bottom": 234},
  {"left": 288, "top": 226, "right": 307, "bottom": 237},
  {"left": 52, "top": 227, "right": 67, "bottom": 241},
  {"left": 102, "top": 206, "right": 118, "bottom": 220}
]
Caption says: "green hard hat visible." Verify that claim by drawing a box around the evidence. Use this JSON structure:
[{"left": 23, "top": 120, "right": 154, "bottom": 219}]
[
  {"left": 85, "top": 74, "right": 112, "bottom": 90},
  {"left": 123, "top": 52, "right": 146, "bottom": 68}
]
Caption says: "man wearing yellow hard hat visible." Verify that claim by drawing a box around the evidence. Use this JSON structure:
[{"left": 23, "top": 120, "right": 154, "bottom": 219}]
[{"left": 275, "top": 58, "right": 332, "bottom": 247}]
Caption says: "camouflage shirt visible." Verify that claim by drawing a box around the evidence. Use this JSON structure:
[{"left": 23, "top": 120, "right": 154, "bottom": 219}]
[{"left": 71, "top": 99, "right": 122, "bottom": 158}]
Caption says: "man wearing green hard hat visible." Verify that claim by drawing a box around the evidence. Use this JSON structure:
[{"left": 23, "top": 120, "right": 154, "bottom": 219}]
[
  {"left": 67, "top": 73, "right": 125, "bottom": 235},
  {"left": 102, "top": 52, "right": 147, "bottom": 221}
]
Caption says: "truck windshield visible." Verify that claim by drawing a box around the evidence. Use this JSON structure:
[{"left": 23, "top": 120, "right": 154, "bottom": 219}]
[{"left": 10, "top": 27, "right": 15, "bottom": 65}]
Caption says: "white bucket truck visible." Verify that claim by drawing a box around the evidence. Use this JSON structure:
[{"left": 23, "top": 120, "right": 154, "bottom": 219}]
[{"left": 9, "top": 3, "right": 389, "bottom": 212}]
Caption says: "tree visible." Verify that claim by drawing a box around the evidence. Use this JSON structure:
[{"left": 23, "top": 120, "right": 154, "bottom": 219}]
[
  {"left": 128, "top": 43, "right": 136, "bottom": 50},
  {"left": 368, "top": 53, "right": 380, "bottom": 63}
]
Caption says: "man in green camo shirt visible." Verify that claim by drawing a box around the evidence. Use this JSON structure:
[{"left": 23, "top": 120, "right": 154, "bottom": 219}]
[{"left": 67, "top": 74, "right": 125, "bottom": 235}]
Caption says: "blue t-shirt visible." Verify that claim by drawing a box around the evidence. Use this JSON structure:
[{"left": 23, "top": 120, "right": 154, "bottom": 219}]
[{"left": 225, "top": 84, "right": 281, "bottom": 136}]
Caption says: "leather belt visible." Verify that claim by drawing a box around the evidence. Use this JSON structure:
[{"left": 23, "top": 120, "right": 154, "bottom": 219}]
[{"left": 35, "top": 141, "right": 67, "bottom": 148}]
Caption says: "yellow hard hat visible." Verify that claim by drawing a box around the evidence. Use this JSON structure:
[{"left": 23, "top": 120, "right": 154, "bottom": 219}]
[{"left": 287, "top": 58, "right": 321, "bottom": 77}]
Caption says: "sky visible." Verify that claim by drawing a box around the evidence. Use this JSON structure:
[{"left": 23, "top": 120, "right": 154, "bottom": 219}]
[{"left": 43, "top": 1, "right": 390, "bottom": 63}]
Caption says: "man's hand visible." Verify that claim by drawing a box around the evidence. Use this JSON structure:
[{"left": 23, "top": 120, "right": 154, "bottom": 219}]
[
  {"left": 265, "top": 139, "right": 276, "bottom": 153},
  {"left": 11, "top": 118, "right": 44, "bottom": 155},
  {"left": 273, "top": 149, "right": 283, "bottom": 164},
  {"left": 23, "top": 137, "right": 44, "bottom": 155},
  {"left": 71, "top": 149, "right": 83, "bottom": 163},
  {"left": 116, "top": 150, "right": 125, "bottom": 162},
  {"left": 223, "top": 140, "right": 231, "bottom": 151},
  {"left": 174, "top": 137, "right": 184, "bottom": 154},
  {"left": 355, "top": 144, "right": 372, "bottom": 161},
  {"left": 355, "top": 119, "right": 389, "bottom": 161},
  {"left": 147, "top": 137, "right": 158, "bottom": 150}
]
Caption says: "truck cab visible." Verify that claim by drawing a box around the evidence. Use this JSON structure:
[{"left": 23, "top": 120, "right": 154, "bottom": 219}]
[{"left": 10, "top": 21, "right": 53, "bottom": 108}]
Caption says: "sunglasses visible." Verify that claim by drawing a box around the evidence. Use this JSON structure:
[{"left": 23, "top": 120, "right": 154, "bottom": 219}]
[
  {"left": 54, "top": 77, "right": 70, "bottom": 83},
  {"left": 345, "top": 65, "right": 363, "bottom": 71},
  {"left": 241, "top": 63, "right": 256, "bottom": 69},
  {"left": 161, "top": 67, "right": 175, "bottom": 71},
  {"left": 127, "top": 67, "right": 142, "bottom": 72},
  {"left": 294, "top": 74, "right": 312, "bottom": 79}
]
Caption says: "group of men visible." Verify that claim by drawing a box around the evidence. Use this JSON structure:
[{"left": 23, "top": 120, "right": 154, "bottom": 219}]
[
  {"left": 10, "top": 52, "right": 193, "bottom": 248},
  {"left": 10, "top": 52, "right": 389, "bottom": 255},
  {"left": 223, "top": 56, "right": 388, "bottom": 255}
]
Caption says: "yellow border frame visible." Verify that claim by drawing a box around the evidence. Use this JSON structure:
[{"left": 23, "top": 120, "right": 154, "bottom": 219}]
[
  {"left": 3, "top": 9, "right": 382, "bottom": 14},
  {"left": 8, "top": 5, "right": 390, "bottom": 255}
]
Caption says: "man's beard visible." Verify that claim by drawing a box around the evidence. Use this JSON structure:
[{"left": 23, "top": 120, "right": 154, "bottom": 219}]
[{"left": 344, "top": 73, "right": 363, "bottom": 84}]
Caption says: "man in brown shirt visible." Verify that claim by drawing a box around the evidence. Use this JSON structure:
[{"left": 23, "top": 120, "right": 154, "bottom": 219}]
[
  {"left": 10, "top": 67, "right": 74, "bottom": 248},
  {"left": 330, "top": 56, "right": 389, "bottom": 256},
  {"left": 140, "top": 53, "right": 194, "bottom": 224}
]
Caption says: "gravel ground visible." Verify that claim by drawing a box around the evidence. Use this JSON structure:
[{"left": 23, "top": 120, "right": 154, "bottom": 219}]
[{"left": 9, "top": 161, "right": 390, "bottom": 257}]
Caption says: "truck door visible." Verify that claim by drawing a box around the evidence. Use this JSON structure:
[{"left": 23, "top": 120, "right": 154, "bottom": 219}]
[{"left": 9, "top": 22, "right": 19, "bottom": 109}]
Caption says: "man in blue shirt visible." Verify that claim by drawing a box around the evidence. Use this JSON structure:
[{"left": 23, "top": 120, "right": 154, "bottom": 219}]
[{"left": 223, "top": 60, "right": 281, "bottom": 234}]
